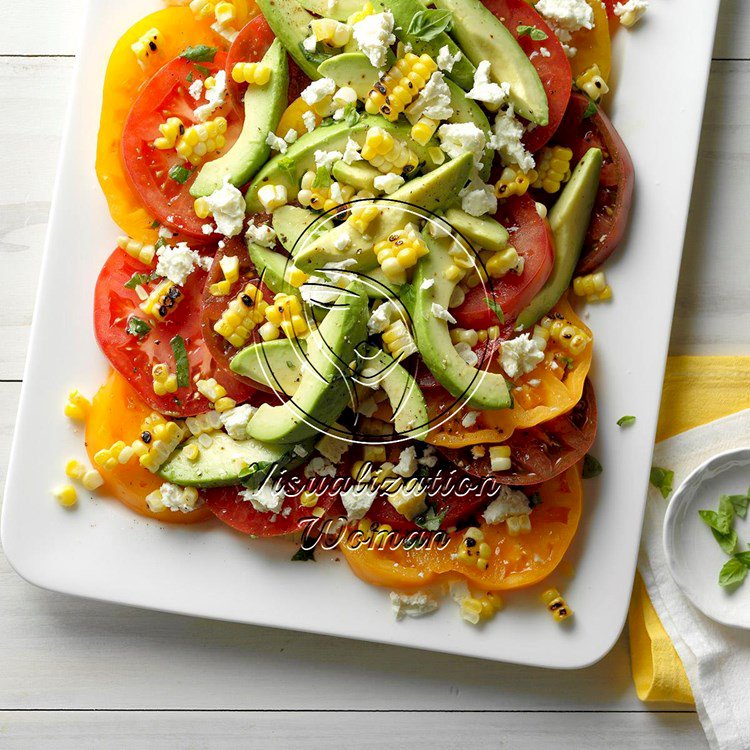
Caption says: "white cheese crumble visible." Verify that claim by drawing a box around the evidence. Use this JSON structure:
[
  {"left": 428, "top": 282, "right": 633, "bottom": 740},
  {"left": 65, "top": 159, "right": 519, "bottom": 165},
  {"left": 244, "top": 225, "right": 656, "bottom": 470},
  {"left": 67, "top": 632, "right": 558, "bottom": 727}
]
[
  {"left": 340, "top": 485, "right": 378, "bottom": 520},
  {"left": 155, "top": 242, "right": 208, "bottom": 286},
  {"left": 483, "top": 486, "right": 532, "bottom": 524},
  {"left": 302, "top": 110, "right": 318, "bottom": 133},
  {"left": 303, "top": 456, "right": 337, "bottom": 478},
  {"left": 500, "top": 333, "right": 545, "bottom": 380},
  {"left": 540, "top": 46, "right": 551, "bottom": 58},
  {"left": 283, "top": 129, "right": 298, "bottom": 144},
  {"left": 459, "top": 176, "right": 497, "bottom": 217},
  {"left": 265, "top": 131, "right": 288, "bottom": 154},
  {"left": 352, "top": 11, "right": 395, "bottom": 69},
  {"left": 301, "top": 77, "right": 337, "bottom": 106},
  {"left": 418, "top": 446, "right": 438, "bottom": 468},
  {"left": 461, "top": 410, "right": 479, "bottom": 428},
  {"left": 614, "top": 0, "right": 648, "bottom": 26},
  {"left": 342, "top": 138, "right": 362, "bottom": 164},
  {"left": 437, "top": 122, "right": 487, "bottom": 171},
  {"left": 201, "top": 179, "right": 246, "bottom": 237},
  {"left": 219, "top": 404, "right": 256, "bottom": 440},
  {"left": 373, "top": 172, "right": 405, "bottom": 194},
  {"left": 314, "top": 149, "right": 344, "bottom": 170},
  {"left": 188, "top": 78, "right": 204, "bottom": 101},
  {"left": 466, "top": 61, "right": 510, "bottom": 110},
  {"left": 302, "top": 33, "right": 318, "bottom": 52},
  {"left": 420, "top": 278, "right": 435, "bottom": 290},
  {"left": 148, "top": 483, "right": 203, "bottom": 514},
  {"left": 246, "top": 223, "right": 277, "bottom": 248},
  {"left": 239, "top": 482, "right": 286, "bottom": 514},
  {"left": 332, "top": 230, "right": 352, "bottom": 251},
  {"left": 406, "top": 71, "right": 454, "bottom": 122},
  {"left": 321, "top": 257, "right": 356, "bottom": 284},
  {"left": 536, "top": 0, "right": 594, "bottom": 31},
  {"left": 194, "top": 70, "right": 227, "bottom": 122},
  {"left": 300, "top": 276, "right": 341, "bottom": 306},
  {"left": 490, "top": 104, "right": 536, "bottom": 173},
  {"left": 393, "top": 445, "right": 418, "bottom": 478},
  {"left": 455, "top": 342, "right": 479, "bottom": 369},
  {"left": 367, "top": 301, "right": 398, "bottom": 335},
  {"left": 431, "top": 302, "right": 457, "bottom": 324},
  {"left": 436, "top": 45, "right": 462, "bottom": 73},
  {"left": 390, "top": 591, "right": 439, "bottom": 620}
]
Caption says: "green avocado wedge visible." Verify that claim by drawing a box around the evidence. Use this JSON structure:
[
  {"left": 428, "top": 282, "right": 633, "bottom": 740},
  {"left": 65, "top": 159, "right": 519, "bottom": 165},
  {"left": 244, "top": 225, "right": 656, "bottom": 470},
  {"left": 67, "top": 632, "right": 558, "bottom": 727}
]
[
  {"left": 191, "top": 40, "right": 288, "bottom": 197},
  {"left": 516, "top": 148, "right": 603, "bottom": 329},
  {"left": 272, "top": 205, "right": 330, "bottom": 253},
  {"left": 413, "top": 231, "right": 512, "bottom": 410},
  {"left": 247, "top": 286, "right": 368, "bottom": 443},
  {"left": 331, "top": 160, "right": 381, "bottom": 192},
  {"left": 443, "top": 207, "right": 509, "bottom": 253},
  {"left": 292, "top": 152, "right": 474, "bottom": 273},
  {"left": 434, "top": 0, "right": 548, "bottom": 126},
  {"left": 158, "top": 432, "right": 299, "bottom": 488},
  {"left": 299, "top": 0, "right": 364, "bottom": 21},
  {"left": 231, "top": 338, "right": 308, "bottom": 394},
  {"left": 247, "top": 242, "right": 298, "bottom": 296}
]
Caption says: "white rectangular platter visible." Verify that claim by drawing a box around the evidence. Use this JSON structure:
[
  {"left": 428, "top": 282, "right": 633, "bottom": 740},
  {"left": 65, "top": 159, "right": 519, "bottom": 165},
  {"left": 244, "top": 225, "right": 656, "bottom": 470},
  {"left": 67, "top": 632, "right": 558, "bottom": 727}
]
[{"left": 1, "top": 0, "right": 720, "bottom": 668}]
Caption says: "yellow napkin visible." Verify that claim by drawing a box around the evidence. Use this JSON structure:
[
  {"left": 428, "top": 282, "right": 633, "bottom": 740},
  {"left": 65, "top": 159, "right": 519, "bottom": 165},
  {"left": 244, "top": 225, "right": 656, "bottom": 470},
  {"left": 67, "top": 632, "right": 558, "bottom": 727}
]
[{"left": 628, "top": 356, "right": 750, "bottom": 703}]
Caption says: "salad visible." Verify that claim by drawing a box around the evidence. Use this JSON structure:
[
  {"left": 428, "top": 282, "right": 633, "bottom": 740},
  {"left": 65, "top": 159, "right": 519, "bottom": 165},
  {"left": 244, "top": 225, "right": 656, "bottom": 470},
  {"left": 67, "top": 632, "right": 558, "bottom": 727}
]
[{"left": 58, "top": 0, "right": 644, "bottom": 625}]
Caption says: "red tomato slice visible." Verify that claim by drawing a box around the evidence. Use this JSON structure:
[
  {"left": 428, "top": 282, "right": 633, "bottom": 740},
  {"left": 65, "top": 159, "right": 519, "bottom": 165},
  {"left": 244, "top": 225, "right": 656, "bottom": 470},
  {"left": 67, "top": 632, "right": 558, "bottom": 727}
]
[
  {"left": 94, "top": 248, "right": 255, "bottom": 417},
  {"left": 483, "top": 0, "right": 572, "bottom": 153},
  {"left": 451, "top": 194, "right": 555, "bottom": 329},
  {"left": 552, "top": 92, "right": 635, "bottom": 274},
  {"left": 226, "top": 15, "right": 311, "bottom": 109},
  {"left": 121, "top": 53, "right": 243, "bottom": 239}
]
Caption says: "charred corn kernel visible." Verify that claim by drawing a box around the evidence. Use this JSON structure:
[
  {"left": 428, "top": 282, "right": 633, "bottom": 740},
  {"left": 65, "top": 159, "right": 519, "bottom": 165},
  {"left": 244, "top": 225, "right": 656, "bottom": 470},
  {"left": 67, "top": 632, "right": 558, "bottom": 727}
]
[
  {"left": 194, "top": 197, "right": 211, "bottom": 220},
  {"left": 265, "top": 293, "right": 309, "bottom": 339},
  {"left": 152, "top": 363, "right": 178, "bottom": 396},
  {"left": 374, "top": 224, "right": 429, "bottom": 284},
  {"left": 209, "top": 280, "right": 232, "bottom": 296},
  {"left": 576, "top": 64, "right": 609, "bottom": 102},
  {"left": 300, "top": 491, "right": 319, "bottom": 508},
  {"left": 214, "top": 283, "right": 268, "bottom": 347},
  {"left": 214, "top": 396, "right": 236, "bottom": 412},
  {"left": 450, "top": 328, "right": 479, "bottom": 348},
  {"left": 310, "top": 18, "right": 352, "bottom": 47},
  {"left": 218, "top": 254, "right": 240, "bottom": 284},
  {"left": 361, "top": 127, "right": 420, "bottom": 175},
  {"left": 365, "top": 53, "right": 437, "bottom": 122},
  {"left": 347, "top": 1, "right": 374, "bottom": 24},
  {"left": 139, "top": 418, "right": 186, "bottom": 473},
  {"left": 117, "top": 236, "right": 155, "bottom": 265},
  {"left": 532, "top": 146, "right": 574, "bottom": 194},
  {"left": 82, "top": 470, "right": 104, "bottom": 491},
  {"left": 541, "top": 587, "right": 573, "bottom": 622},
  {"left": 358, "top": 520, "right": 395, "bottom": 548},
  {"left": 475, "top": 325, "right": 501, "bottom": 343},
  {"left": 541, "top": 314, "right": 591, "bottom": 356},
  {"left": 459, "top": 591, "right": 503, "bottom": 624},
  {"left": 64, "top": 389, "right": 91, "bottom": 421},
  {"left": 532, "top": 324, "right": 550, "bottom": 351},
  {"left": 507, "top": 514, "right": 532, "bottom": 536},
  {"left": 347, "top": 202, "right": 380, "bottom": 233},
  {"left": 195, "top": 378, "right": 227, "bottom": 403},
  {"left": 131, "top": 28, "right": 163, "bottom": 66},
  {"left": 458, "top": 527, "right": 491, "bottom": 569},
  {"left": 176, "top": 117, "right": 228, "bottom": 166},
  {"left": 65, "top": 459, "right": 86, "bottom": 480},
  {"left": 494, "top": 165, "right": 538, "bottom": 199},
  {"left": 231, "top": 61, "right": 272, "bottom": 85},
  {"left": 53, "top": 484, "right": 78, "bottom": 507},
  {"left": 573, "top": 271, "right": 612, "bottom": 302},
  {"left": 154, "top": 117, "right": 184, "bottom": 150},
  {"left": 185, "top": 410, "right": 222, "bottom": 436},
  {"left": 285, "top": 266, "right": 309, "bottom": 288},
  {"left": 363, "top": 445, "right": 387, "bottom": 463},
  {"left": 297, "top": 170, "right": 356, "bottom": 212},
  {"left": 486, "top": 246, "right": 520, "bottom": 279},
  {"left": 140, "top": 279, "right": 183, "bottom": 321},
  {"left": 382, "top": 319, "right": 418, "bottom": 359},
  {"left": 410, "top": 116, "right": 438, "bottom": 146},
  {"left": 489, "top": 445, "right": 511, "bottom": 472},
  {"left": 257, "top": 183, "right": 288, "bottom": 212}
]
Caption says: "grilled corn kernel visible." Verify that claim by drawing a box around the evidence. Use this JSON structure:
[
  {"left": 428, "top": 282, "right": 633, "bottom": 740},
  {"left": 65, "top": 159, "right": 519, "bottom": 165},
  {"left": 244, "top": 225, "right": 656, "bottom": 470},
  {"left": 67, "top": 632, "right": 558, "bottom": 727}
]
[
  {"left": 298, "top": 170, "right": 356, "bottom": 212},
  {"left": 285, "top": 266, "right": 309, "bottom": 288},
  {"left": 214, "top": 1, "right": 237, "bottom": 26},
  {"left": 195, "top": 378, "right": 227, "bottom": 403},
  {"left": 507, "top": 514, "right": 532, "bottom": 536},
  {"left": 486, "top": 246, "right": 521, "bottom": 279},
  {"left": 573, "top": 271, "right": 612, "bottom": 302},
  {"left": 117, "top": 236, "right": 155, "bottom": 265},
  {"left": 265, "top": 293, "right": 308, "bottom": 339},
  {"left": 475, "top": 325, "right": 501, "bottom": 343},
  {"left": 64, "top": 389, "right": 91, "bottom": 421},
  {"left": 494, "top": 165, "right": 538, "bottom": 199},
  {"left": 65, "top": 459, "right": 87, "bottom": 480},
  {"left": 139, "top": 416, "right": 186, "bottom": 473},
  {"left": 347, "top": 1, "right": 374, "bottom": 24},
  {"left": 131, "top": 28, "right": 163, "bottom": 67},
  {"left": 450, "top": 328, "right": 479, "bottom": 348},
  {"left": 541, "top": 587, "right": 573, "bottom": 622},
  {"left": 185, "top": 410, "right": 222, "bottom": 436},
  {"left": 82, "top": 470, "right": 104, "bottom": 491},
  {"left": 53, "top": 483, "right": 78, "bottom": 508},
  {"left": 209, "top": 280, "right": 232, "bottom": 296},
  {"left": 459, "top": 591, "right": 504, "bottom": 624},
  {"left": 541, "top": 314, "right": 591, "bottom": 356},
  {"left": 176, "top": 117, "right": 228, "bottom": 166},
  {"left": 152, "top": 363, "right": 179, "bottom": 396},
  {"left": 189, "top": 0, "right": 216, "bottom": 18},
  {"left": 310, "top": 18, "right": 352, "bottom": 47},
  {"left": 146, "top": 484, "right": 201, "bottom": 513},
  {"left": 532, "top": 146, "right": 574, "bottom": 194},
  {"left": 365, "top": 53, "right": 437, "bottom": 122},
  {"left": 214, "top": 283, "right": 268, "bottom": 348},
  {"left": 382, "top": 319, "right": 418, "bottom": 359},
  {"left": 214, "top": 396, "right": 237, "bottom": 412},
  {"left": 374, "top": 224, "right": 429, "bottom": 284},
  {"left": 361, "top": 127, "right": 419, "bottom": 175},
  {"left": 576, "top": 64, "right": 610, "bottom": 102},
  {"left": 489, "top": 445, "right": 511, "bottom": 472},
  {"left": 457, "top": 527, "right": 491, "bottom": 569},
  {"left": 410, "top": 116, "right": 438, "bottom": 146},
  {"left": 387, "top": 479, "right": 427, "bottom": 520},
  {"left": 154, "top": 117, "right": 184, "bottom": 150},
  {"left": 531, "top": 324, "right": 550, "bottom": 351},
  {"left": 194, "top": 197, "right": 211, "bottom": 220},
  {"left": 216, "top": 255, "right": 239, "bottom": 285},
  {"left": 231, "top": 61, "right": 272, "bottom": 85},
  {"left": 257, "top": 183, "right": 288, "bottom": 212},
  {"left": 140, "top": 280, "right": 183, "bottom": 321},
  {"left": 347, "top": 202, "right": 380, "bottom": 233}
]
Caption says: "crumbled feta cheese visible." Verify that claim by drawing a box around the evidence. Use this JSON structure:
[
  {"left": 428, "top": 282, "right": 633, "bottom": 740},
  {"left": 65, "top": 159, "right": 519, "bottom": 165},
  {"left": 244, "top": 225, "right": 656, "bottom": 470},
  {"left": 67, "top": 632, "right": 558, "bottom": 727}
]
[
  {"left": 406, "top": 71, "right": 454, "bottom": 122},
  {"left": 367, "top": 300, "right": 398, "bottom": 334},
  {"left": 436, "top": 45, "right": 462, "bottom": 73},
  {"left": 314, "top": 149, "right": 344, "bottom": 170},
  {"left": 342, "top": 138, "right": 362, "bottom": 164},
  {"left": 155, "top": 242, "right": 203, "bottom": 285},
  {"left": 148, "top": 483, "right": 203, "bottom": 513},
  {"left": 420, "top": 278, "right": 435, "bottom": 290},
  {"left": 332, "top": 230, "right": 353, "bottom": 252},
  {"left": 540, "top": 46, "right": 551, "bottom": 58},
  {"left": 490, "top": 104, "right": 536, "bottom": 172},
  {"left": 340, "top": 484, "right": 378, "bottom": 520},
  {"left": 358, "top": 398, "right": 378, "bottom": 417},
  {"left": 431, "top": 302, "right": 457, "bottom": 324},
  {"left": 301, "top": 77, "right": 337, "bottom": 106},
  {"left": 390, "top": 591, "right": 439, "bottom": 620},
  {"left": 418, "top": 446, "right": 438, "bottom": 468},
  {"left": 283, "top": 129, "right": 298, "bottom": 144},
  {"left": 317, "top": 425, "right": 351, "bottom": 463},
  {"left": 304, "top": 456, "right": 337, "bottom": 478},
  {"left": 373, "top": 172, "right": 405, "bottom": 194},
  {"left": 301, "top": 276, "right": 341, "bottom": 306},
  {"left": 322, "top": 257, "right": 356, "bottom": 285},
  {"left": 483, "top": 486, "right": 532, "bottom": 524},
  {"left": 393, "top": 445, "right": 418, "bottom": 477},
  {"left": 455, "top": 342, "right": 479, "bottom": 368},
  {"left": 302, "top": 110, "right": 318, "bottom": 133},
  {"left": 265, "top": 131, "right": 288, "bottom": 154},
  {"left": 500, "top": 333, "right": 545, "bottom": 380},
  {"left": 201, "top": 180, "right": 246, "bottom": 237},
  {"left": 536, "top": 0, "right": 594, "bottom": 31},
  {"left": 194, "top": 70, "right": 227, "bottom": 122},
  {"left": 246, "top": 223, "right": 277, "bottom": 248},
  {"left": 202, "top": 224, "right": 215, "bottom": 235},
  {"left": 352, "top": 12, "right": 395, "bottom": 69},
  {"left": 459, "top": 176, "right": 497, "bottom": 217},
  {"left": 219, "top": 404, "right": 256, "bottom": 440},
  {"left": 437, "top": 122, "right": 487, "bottom": 171},
  {"left": 461, "top": 410, "right": 479, "bottom": 428},
  {"left": 614, "top": 0, "right": 648, "bottom": 27},
  {"left": 466, "top": 61, "right": 510, "bottom": 109},
  {"left": 302, "top": 33, "right": 318, "bottom": 52},
  {"left": 239, "top": 482, "right": 286, "bottom": 514},
  {"left": 188, "top": 78, "right": 204, "bottom": 101},
  {"left": 471, "top": 445, "right": 486, "bottom": 459}
]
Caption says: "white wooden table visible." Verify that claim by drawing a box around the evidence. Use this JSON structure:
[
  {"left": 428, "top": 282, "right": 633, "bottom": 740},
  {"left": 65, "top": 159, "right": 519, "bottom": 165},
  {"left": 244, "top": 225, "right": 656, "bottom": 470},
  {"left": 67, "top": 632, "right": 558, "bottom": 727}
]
[{"left": 0, "top": 1, "right": 748, "bottom": 747}]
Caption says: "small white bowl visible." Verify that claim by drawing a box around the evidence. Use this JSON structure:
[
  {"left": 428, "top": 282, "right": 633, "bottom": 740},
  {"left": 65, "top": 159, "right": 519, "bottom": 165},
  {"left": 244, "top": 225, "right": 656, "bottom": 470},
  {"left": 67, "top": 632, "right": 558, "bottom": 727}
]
[{"left": 663, "top": 447, "right": 750, "bottom": 629}]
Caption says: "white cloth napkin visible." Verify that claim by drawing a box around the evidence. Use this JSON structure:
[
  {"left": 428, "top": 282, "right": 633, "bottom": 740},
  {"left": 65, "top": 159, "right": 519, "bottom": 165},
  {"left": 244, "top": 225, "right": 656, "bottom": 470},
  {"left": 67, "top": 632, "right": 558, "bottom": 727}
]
[{"left": 639, "top": 408, "right": 750, "bottom": 750}]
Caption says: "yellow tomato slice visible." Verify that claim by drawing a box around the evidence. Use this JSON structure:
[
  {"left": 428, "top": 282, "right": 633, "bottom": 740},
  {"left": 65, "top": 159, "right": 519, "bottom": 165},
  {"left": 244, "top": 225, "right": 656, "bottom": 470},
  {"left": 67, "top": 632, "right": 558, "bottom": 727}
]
[
  {"left": 276, "top": 96, "right": 321, "bottom": 137},
  {"left": 569, "top": 0, "right": 612, "bottom": 82}
]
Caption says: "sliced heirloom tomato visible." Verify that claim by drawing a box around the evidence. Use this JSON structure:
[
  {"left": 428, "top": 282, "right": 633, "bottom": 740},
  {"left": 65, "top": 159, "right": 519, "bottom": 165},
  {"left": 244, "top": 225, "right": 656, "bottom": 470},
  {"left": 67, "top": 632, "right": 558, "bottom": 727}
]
[
  {"left": 452, "top": 194, "right": 555, "bottom": 330},
  {"left": 121, "top": 52, "right": 244, "bottom": 239},
  {"left": 553, "top": 92, "right": 635, "bottom": 273},
  {"left": 94, "top": 248, "right": 255, "bottom": 417},
  {"left": 340, "top": 464, "right": 582, "bottom": 591},
  {"left": 483, "top": 0, "right": 572, "bottom": 152},
  {"left": 567, "top": 0, "right": 612, "bottom": 82},
  {"left": 86, "top": 370, "right": 212, "bottom": 524},
  {"left": 96, "top": 7, "right": 228, "bottom": 244}
]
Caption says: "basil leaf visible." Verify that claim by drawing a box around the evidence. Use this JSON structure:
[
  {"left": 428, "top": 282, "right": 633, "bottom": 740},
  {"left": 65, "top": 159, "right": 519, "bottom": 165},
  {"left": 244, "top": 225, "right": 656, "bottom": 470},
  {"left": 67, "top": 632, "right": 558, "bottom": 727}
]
[
  {"left": 414, "top": 505, "right": 448, "bottom": 531},
  {"left": 150, "top": 219, "right": 161, "bottom": 229},
  {"left": 649, "top": 466, "right": 674, "bottom": 499},
  {"left": 312, "top": 165, "right": 332, "bottom": 189},
  {"left": 699, "top": 509, "right": 724, "bottom": 534},
  {"left": 194, "top": 63, "right": 211, "bottom": 77},
  {"left": 718, "top": 494, "right": 736, "bottom": 528},
  {"left": 485, "top": 297, "right": 505, "bottom": 324},
  {"left": 528, "top": 492, "right": 543, "bottom": 509},
  {"left": 725, "top": 492, "right": 750, "bottom": 519},
  {"left": 583, "top": 100, "right": 598, "bottom": 118},
  {"left": 126, "top": 316, "right": 151, "bottom": 340},
  {"left": 170, "top": 335, "right": 190, "bottom": 388},
  {"left": 124, "top": 272, "right": 157, "bottom": 290},
  {"left": 291, "top": 546, "right": 316, "bottom": 561},
  {"left": 719, "top": 557, "right": 748, "bottom": 588},
  {"left": 276, "top": 156, "right": 298, "bottom": 185},
  {"left": 734, "top": 551, "right": 750, "bottom": 567},
  {"left": 407, "top": 9, "right": 453, "bottom": 41},
  {"left": 168, "top": 164, "right": 192, "bottom": 184},
  {"left": 517, "top": 24, "right": 548, "bottom": 41},
  {"left": 343, "top": 103, "right": 361, "bottom": 127},
  {"left": 180, "top": 45, "right": 217, "bottom": 63},
  {"left": 617, "top": 415, "right": 636, "bottom": 427},
  {"left": 713, "top": 528, "right": 738, "bottom": 555},
  {"left": 582, "top": 454, "right": 602, "bottom": 479}
]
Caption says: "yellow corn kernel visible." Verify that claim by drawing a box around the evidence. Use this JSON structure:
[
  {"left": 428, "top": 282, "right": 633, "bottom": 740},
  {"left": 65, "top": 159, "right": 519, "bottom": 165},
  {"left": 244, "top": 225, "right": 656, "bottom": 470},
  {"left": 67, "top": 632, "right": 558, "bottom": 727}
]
[
  {"left": 265, "top": 293, "right": 309, "bottom": 339},
  {"left": 310, "top": 18, "right": 352, "bottom": 48},
  {"left": 458, "top": 527, "right": 490, "bottom": 569},
  {"left": 410, "top": 116, "right": 438, "bottom": 146},
  {"left": 459, "top": 591, "right": 503, "bottom": 624},
  {"left": 213, "top": 283, "right": 268, "bottom": 347},
  {"left": 209, "top": 280, "right": 232, "bottom": 296},
  {"left": 65, "top": 459, "right": 87, "bottom": 480},
  {"left": 117, "top": 236, "right": 155, "bottom": 265},
  {"left": 82, "top": 470, "right": 104, "bottom": 491},
  {"left": 382, "top": 319, "right": 418, "bottom": 360},
  {"left": 361, "top": 127, "right": 420, "bottom": 175},
  {"left": 507, "top": 514, "right": 532, "bottom": 536},
  {"left": 53, "top": 483, "right": 78, "bottom": 508},
  {"left": 219, "top": 254, "right": 240, "bottom": 284},
  {"left": 189, "top": 0, "right": 216, "bottom": 19},
  {"left": 231, "top": 62, "right": 272, "bottom": 85},
  {"left": 576, "top": 64, "right": 610, "bottom": 103},
  {"left": 195, "top": 378, "right": 227, "bottom": 403},
  {"left": 573, "top": 271, "right": 612, "bottom": 302},
  {"left": 541, "top": 314, "right": 592, "bottom": 357},
  {"left": 214, "top": 1, "right": 237, "bottom": 25},
  {"left": 541, "top": 587, "right": 573, "bottom": 622},
  {"left": 387, "top": 479, "right": 427, "bottom": 520},
  {"left": 285, "top": 266, "right": 309, "bottom": 288},
  {"left": 131, "top": 28, "right": 163, "bottom": 67},
  {"left": 532, "top": 146, "right": 574, "bottom": 194},
  {"left": 154, "top": 117, "right": 184, "bottom": 150},
  {"left": 362, "top": 445, "right": 387, "bottom": 463},
  {"left": 140, "top": 280, "right": 183, "bottom": 322},
  {"left": 486, "top": 246, "right": 521, "bottom": 279},
  {"left": 256, "top": 183, "right": 288, "bottom": 212},
  {"left": 374, "top": 224, "right": 429, "bottom": 284},
  {"left": 347, "top": 202, "right": 380, "bottom": 233},
  {"left": 475, "top": 325, "right": 501, "bottom": 344},
  {"left": 300, "top": 491, "right": 319, "bottom": 508},
  {"left": 176, "top": 117, "right": 228, "bottom": 166},
  {"left": 495, "top": 164, "right": 538, "bottom": 199},
  {"left": 64, "top": 389, "right": 91, "bottom": 421},
  {"left": 214, "top": 396, "right": 237, "bottom": 412},
  {"left": 450, "top": 328, "right": 479, "bottom": 348},
  {"left": 185, "top": 410, "right": 222, "bottom": 436},
  {"left": 297, "top": 170, "right": 356, "bottom": 213},
  {"left": 347, "top": 1, "right": 374, "bottom": 24},
  {"left": 194, "top": 197, "right": 211, "bottom": 220},
  {"left": 152, "top": 363, "right": 179, "bottom": 396},
  {"left": 365, "top": 53, "right": 437, "bottom": 122},
  {"left": 532, "top": 324, "right": 550, "bottom": 351},
  {"left": 139, "top": 417, "right": 186, "bottom": 473},
  {"left": 489, "top": 445, "right": 511, "bottom": 472}
]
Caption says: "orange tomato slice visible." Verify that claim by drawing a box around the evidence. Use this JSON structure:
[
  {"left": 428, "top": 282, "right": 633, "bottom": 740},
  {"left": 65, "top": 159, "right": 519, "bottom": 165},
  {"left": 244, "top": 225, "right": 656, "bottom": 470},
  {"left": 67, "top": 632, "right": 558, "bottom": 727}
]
[{"left": 569, "top": 0, "right": 612, "bottom": 82}]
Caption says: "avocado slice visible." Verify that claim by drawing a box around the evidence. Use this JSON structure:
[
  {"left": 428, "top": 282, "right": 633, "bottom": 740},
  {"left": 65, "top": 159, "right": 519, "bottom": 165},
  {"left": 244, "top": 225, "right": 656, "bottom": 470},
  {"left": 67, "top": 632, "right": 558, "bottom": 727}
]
[
  {"left": 434, "top": 0, "right": 548, "bottom": 126},
  {"left": 318, "top": 52, "right": 395, "bottom": 100},
  {"left": 272, "top": 205, "right": 331, "bottom": 253},
  {"left": 371, "top": 0, "right": 476, "bottom": 90},
  {"left": 413, "top": 231, "right": 512, "bottom": 410},
  {"left": 331, "top": 160, "right": 381, "bottom": 192},
  {"left": 247, "top": 286, "right": 368, "bottom": 443},
  {"left": 292, "top": 151, "right": 474, "bottom": 272},
  {"left": 444, "top": 208, "right": 509, "bottom": 253},
  {"left": 247, "top": 242, "right": 299, "bottom": 296},
  {"left": 299, "top": 0, "right": 364, "bottom": 21},
  {"left": 158, "top": 432, "right": 298, "bottom": 488},
  {"left": 231, "top": 338, "right": 308, "bottom": 393},
  {"left": 516, "top": 148, "right": 603, "bottom": 329},
  {"left": 191, "top": 40, "right": 288, "bottom": 197}
]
